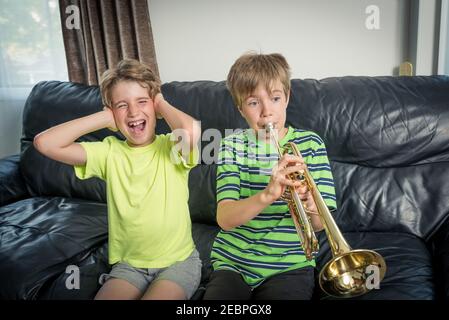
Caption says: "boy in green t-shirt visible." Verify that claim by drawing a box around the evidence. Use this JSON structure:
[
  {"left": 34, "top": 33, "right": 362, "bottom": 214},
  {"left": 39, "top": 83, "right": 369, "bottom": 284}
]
[
  {"left": 34, "top": 59, "right": 201, "bottom": 300},
  {"left": 203, "top": 53, "right": 337, "bottom": 300}
]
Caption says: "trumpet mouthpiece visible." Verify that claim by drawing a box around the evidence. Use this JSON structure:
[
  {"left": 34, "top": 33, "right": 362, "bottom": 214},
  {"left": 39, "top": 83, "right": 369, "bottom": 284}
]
[{"left": 266, "top": 122, "right": 275, "bottom": 131}]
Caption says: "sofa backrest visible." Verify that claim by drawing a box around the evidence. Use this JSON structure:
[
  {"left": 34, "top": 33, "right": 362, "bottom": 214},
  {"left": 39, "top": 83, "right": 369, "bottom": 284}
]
[
  {"left": 286, "top": 76, "right": 449, "bottom": 239},
  {"left": 21, "top": 81, "right": 111, "bottom": 204},
  {"left": 20, "top": 77, "right": 449, "bottom": 238}
]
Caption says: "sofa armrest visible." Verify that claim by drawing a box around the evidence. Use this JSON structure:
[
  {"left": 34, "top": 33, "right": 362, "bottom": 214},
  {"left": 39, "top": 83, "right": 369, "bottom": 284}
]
[
  {"left": 430, "top": 217, "right": 449, "bottom": 299},
  {"left": 0, "top": 155, "right": 29, "bottom": 206}
]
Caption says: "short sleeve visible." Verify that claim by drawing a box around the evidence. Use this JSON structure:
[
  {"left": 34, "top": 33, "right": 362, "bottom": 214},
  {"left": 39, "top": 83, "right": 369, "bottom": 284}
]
[
  {"left": 73, "top": 137, "right": 112, "bottom": 181},
  {"left": 307, "top": 134, "right": 337, "bottom": 211},
  {"left": 216, "top": 138, "right": 241, "bottom": 203},
  {"left": 166, "top": 133, "right": 199, "bottom": 170}
]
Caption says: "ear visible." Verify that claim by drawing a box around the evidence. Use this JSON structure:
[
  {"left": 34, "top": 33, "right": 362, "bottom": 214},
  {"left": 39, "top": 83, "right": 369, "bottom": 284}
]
[{"left": 237, "top": 105, "right": 244, "bottom": 116}]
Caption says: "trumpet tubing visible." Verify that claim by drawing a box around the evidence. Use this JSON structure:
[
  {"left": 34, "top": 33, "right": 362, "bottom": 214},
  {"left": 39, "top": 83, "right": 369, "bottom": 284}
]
[{"left": 265, "top": 122, "right": 386, "bottom": 298}]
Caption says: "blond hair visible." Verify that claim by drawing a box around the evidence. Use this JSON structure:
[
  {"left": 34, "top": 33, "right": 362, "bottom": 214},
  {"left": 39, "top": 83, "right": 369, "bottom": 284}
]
[
  {"left": 227, "top": 52, "right": 291, "bottom": 108},
  {"left": 100, "top": 59, "right": 161, "bottom": 107}
]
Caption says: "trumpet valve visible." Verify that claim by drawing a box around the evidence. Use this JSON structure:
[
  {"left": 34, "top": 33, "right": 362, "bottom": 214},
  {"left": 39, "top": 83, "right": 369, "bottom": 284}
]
[{"left": 280, "top": 189, "right": 293, "bottom": 202}]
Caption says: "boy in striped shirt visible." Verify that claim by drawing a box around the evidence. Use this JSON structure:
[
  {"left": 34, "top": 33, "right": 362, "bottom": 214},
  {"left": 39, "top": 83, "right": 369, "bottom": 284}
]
[{"left": 203, "top": 52, "right": 337, "bottom": 300}]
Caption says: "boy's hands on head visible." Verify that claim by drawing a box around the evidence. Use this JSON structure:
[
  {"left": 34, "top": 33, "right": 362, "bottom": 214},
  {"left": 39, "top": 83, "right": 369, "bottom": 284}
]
[
  {"left": 102, "top": 107, "right": 118, "bottom": 132},
  {"left": 153, "top": 93, "right": 164, "bottom": 119}
]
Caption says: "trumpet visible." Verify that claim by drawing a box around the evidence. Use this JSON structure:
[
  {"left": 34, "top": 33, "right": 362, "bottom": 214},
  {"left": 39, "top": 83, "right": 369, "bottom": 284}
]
[{"left": 265, "top": 123, "right": 386, "bottom": 298}]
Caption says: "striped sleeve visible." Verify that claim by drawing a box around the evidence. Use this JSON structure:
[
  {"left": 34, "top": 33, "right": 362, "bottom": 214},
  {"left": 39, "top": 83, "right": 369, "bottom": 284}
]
[
  {"left": 216, "top": 138, "right": 240, "bottom": 203},
  {"left": 307, "top": 134, "right": 337, "bottom": 210}
]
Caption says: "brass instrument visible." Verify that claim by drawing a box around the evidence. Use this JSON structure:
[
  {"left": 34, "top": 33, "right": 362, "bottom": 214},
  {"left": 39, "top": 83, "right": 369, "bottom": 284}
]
[{"left": 266, "top": 123, "right": 386, "bottom": 298}]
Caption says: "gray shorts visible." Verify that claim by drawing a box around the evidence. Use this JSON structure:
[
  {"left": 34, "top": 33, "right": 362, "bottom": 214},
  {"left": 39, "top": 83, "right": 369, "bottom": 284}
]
[{"left": 99, "top": 249, "right": 202, "bottom": 299}]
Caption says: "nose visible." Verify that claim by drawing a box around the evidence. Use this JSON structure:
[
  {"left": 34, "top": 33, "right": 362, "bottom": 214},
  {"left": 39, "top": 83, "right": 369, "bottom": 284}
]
[
  {"left": 128, "top": 103, "right": 139, "bottom": 117},
  {"left": 261, "top": 100, "right": 273, "bottom": 118}
]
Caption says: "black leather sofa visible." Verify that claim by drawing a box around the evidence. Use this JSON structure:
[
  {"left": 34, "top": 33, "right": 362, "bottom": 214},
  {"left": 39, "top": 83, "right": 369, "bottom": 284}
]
[{"left": 1, "top": 76, "right": 448, "bottom": 300}]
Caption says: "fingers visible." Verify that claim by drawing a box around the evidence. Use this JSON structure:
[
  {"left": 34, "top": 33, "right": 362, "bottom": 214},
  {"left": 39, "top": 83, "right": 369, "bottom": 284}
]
[
  {"left": 295, "top": 181, "right": 309, "bottom": 196},
  {"left": 276, "top": 154, "right": 304, "bottom": 171},
  {"left": 273, "top": 159, "right": 303, "bottom": 178},
  {"left": 274, "top": 176, "right": 302, "bottom": 188},
  {"left": 268, "top": 154, "right": 309, "bottom": 201},
  {"left": 153, "top": 92, "right": 165, "bottom": 107},
  {"left": 302, "top": 191, "right": 318, "bottom": 213},
  {"left": 152, "top": 93, "right": 164, "bottom": 119},
  {"left": 272, "top": 155, "right": 308, "bottom": 184},
  {"left": 277, "top": 164, "right": 305, "bottom": 176},
  {"left": 297, "top": 189, "right": 311, "bottom": 201},
  {"left": 275, "top": 163, "right": 307, "bottom": 183}
]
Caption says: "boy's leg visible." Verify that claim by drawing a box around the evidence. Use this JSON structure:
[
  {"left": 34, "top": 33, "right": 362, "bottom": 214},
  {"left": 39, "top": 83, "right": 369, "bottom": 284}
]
[
  {"left": 142, "top": 249, "right": 202, "bottom": 300},
  {"left": 203, "top": 270, "right": 252, "bottom": 300},
  {"left": 141, "top": 279, "right": 187, "bottom": 300},
  {"left": 94, "top": 262, "right": 148, "bottom": 300},
  {"left": 94, "top": 278, "right": 143, "bottom": 300},
  {"left": 252, "top": 266, "right": 315, "bottom": 300}
]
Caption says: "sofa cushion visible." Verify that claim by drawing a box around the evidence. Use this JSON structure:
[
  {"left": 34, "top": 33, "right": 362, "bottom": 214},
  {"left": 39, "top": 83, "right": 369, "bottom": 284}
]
[
  {"left": 192, "top": 222, "right": 220, "bottom": 284},
  {"left": 429, "top": 216, "right": 449, "bottom": 299},
  {"left": 20, "top": 147, "right": 107, "bottom": 203},
  {"left": 330, "top": 160, "right": 449, "bottom": 238},
  {"left": 188, "top": 165, "right": 217, "bottom": 225},
  {"left": 0, "top": 155, "right": 29, "bottom": 207},
  {"left": 315, "top": 231, "right": 435, "bottom": 300},
  {"left": 0, "top": 197, "right": 107, "bottom": 299},
  {"left": 36, "top": 223, "right": 220, "bottom": 300},
  {"left": 37, "top": 243, "right": 109, "bottom": 300}
]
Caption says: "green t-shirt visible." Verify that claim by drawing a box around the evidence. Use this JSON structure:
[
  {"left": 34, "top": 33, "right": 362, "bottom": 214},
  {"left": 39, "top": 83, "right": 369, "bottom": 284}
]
[
  {"left": 74, "top": 134, "right": 197, "bottom": 268},
  {"left": 212, "top": 126, "right": 337, "bottom": 287}
]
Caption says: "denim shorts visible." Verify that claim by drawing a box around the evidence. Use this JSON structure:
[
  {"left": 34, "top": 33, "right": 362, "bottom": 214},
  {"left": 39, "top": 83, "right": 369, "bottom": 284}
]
[{"left": 99, "top": 249, "right": 202, "bottom": 299}]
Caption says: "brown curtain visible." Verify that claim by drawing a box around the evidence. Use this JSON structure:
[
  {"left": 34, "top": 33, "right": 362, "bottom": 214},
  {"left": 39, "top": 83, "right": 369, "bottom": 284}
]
[{"left": 58, "top": 0, "right": 159, "bottom": 85}]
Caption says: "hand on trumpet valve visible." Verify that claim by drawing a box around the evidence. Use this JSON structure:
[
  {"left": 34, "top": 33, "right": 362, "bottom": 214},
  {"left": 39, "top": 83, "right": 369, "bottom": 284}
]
[
  {"left": 295, "top": 178, "right": 319, "bottom": 216},
  {"left": 267, "top": 153, "right": 319, "bottom": 216},
  {"left": 264, "top": 153, "right": 317, "bottom": 216}
]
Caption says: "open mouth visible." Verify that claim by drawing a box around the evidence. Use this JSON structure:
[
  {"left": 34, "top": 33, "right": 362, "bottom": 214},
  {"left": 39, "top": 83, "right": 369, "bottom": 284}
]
[{"left": 127, "top": 119, "right": 146, "bottom": 134}]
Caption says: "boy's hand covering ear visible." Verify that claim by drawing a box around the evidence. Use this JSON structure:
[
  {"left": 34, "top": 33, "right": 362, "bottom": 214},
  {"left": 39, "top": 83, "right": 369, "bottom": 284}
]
[
  {"left": 103, "top": 107, "right": 118, "bottom": 132},
  {"left": 153, "top": 93, "right": 164, "bottom": 119}
]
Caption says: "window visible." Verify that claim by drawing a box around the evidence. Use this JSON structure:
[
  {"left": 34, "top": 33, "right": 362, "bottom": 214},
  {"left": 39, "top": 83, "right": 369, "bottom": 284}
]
[{"left": 0, "top": 0, "right": 68, "bottom": 99}]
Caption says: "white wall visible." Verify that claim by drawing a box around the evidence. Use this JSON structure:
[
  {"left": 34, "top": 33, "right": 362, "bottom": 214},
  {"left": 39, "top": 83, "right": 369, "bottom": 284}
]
[{"left": 149, "top": 0, "right": 410, "bottom": 82}]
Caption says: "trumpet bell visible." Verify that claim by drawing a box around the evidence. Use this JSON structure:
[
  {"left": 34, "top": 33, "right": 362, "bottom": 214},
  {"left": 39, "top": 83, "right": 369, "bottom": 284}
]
[{"left": 319, "top": 249, "right": 387, "bottom": 298}]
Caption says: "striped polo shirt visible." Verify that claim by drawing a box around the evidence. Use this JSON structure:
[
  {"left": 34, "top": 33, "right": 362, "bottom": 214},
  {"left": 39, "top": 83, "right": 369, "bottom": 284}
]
[{"left": 211, "top": 126, "right": 337, "bottom": 288}]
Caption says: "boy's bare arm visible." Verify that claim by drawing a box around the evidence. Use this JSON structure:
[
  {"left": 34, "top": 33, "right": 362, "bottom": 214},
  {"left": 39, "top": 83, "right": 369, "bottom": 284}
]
[
  {"left": 33, "top": 109, "right": 116, "bottom": 166},
  {"left": 217, "top": 192, "right": 274, "bottom": 231},
  {"left": 154, "top": 93, "right": 201, "bottom": 151}
]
